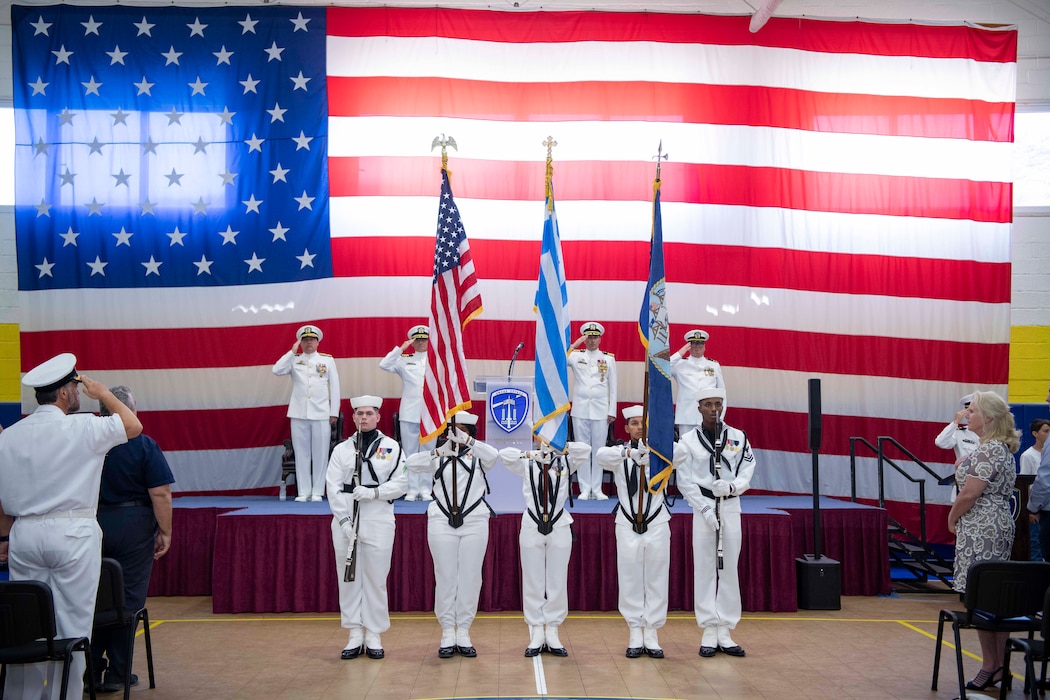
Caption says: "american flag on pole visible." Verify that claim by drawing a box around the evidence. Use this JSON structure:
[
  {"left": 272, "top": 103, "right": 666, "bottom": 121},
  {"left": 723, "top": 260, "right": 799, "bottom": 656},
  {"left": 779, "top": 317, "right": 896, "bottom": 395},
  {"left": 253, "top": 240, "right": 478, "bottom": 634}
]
[
  {"left": 533, "top": 176, "right": 571, "bottom": 451},
  {"left": 13, "top": 6, "right": 1015, "bottom": 539},
  {"left": 421, "top": 168, "right": 483, "bottom": 442}
]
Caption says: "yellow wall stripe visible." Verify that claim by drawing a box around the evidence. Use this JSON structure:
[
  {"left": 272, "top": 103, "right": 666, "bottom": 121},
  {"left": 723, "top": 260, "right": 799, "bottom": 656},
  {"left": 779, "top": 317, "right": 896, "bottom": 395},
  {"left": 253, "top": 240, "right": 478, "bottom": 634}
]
[
  {"left": 0, "top": 324, "right": 19, "bottom": 402},
  {"left": 1010, "top": 325, "right": 1050, "bottom": 401}
]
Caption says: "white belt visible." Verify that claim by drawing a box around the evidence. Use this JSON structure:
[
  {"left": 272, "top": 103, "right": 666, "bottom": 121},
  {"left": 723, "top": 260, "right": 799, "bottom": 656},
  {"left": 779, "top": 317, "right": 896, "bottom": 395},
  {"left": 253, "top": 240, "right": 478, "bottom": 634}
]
[{"left": 19, "top": 508, "right": 95, "bottom": 521}]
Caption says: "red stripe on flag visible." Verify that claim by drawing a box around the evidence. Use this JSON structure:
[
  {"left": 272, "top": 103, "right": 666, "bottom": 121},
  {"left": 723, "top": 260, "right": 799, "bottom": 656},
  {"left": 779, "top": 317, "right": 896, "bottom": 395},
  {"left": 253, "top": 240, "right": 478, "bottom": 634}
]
[
  {"left": 330, "top": 237, "right": 1011, "bottom": 304},
  {"left": 330, "top": 76, "right": 1014, "bottom": 143},
  {"left": 326, "top": 8, "right": 1017, "bottom": 62},
  {"left": 22, "top": 322, "right": 1006, "bottom": 385},
  {"left": 330, "top": 157, "right": 1012, "bottom": 223}
]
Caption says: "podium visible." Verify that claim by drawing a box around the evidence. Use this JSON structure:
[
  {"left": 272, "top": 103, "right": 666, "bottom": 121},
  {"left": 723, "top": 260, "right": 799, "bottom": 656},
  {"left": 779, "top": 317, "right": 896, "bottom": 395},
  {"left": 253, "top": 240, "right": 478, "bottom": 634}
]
[{"left": 473, "top": 375, "right": 534, "bottom": 513}]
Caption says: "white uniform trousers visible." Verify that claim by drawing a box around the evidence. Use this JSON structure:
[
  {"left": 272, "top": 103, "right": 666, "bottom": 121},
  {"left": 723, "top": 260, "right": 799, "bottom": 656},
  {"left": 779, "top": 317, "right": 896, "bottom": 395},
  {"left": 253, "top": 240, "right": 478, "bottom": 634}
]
[
  {"left": 427, "top": 513, "right": 489, "bottom": 630},
  {"left": 292, "top": 417, "right": 329, "bottom": 498},
  {"left": 572, "top": 417, "right": 606, "bottom": 496},
  {"left": 692, "top": 508, "right": 743, "bottom": 629},
  {"left": 615, "top": 519, "right": 670, "bottom": 630},
  {"left": 330, "top": 517, "right": 395, "bottom": 634},
  {"left": 399, "top": 420, "right": 429, "bottom": 497},
  {"left": 6, "top": 516, "right": 102, "bottom": 700},
  {"left": 519, "top": 524, "right": 572, "bottom": 627}
]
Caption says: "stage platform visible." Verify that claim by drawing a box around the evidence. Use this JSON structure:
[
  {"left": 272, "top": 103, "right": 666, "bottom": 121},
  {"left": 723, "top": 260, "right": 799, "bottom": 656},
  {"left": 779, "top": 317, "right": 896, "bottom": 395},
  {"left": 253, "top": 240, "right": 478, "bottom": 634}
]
[{"left": 148, "top": 494, "right": 890, "bottom": 615}]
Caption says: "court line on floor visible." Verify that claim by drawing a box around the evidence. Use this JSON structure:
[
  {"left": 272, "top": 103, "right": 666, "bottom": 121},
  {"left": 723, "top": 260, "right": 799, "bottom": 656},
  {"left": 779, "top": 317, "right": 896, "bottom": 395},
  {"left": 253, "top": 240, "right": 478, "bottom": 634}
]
[{"left": 532, "top": 654, "right": 547, "bottom": 695}]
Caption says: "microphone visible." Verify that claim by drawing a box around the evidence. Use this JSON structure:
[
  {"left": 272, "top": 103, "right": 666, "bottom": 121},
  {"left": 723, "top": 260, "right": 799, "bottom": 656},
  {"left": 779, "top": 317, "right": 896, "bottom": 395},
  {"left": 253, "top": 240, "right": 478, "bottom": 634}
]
[{"left": 508, "top": 342, "right": 525, "bottom": 380}]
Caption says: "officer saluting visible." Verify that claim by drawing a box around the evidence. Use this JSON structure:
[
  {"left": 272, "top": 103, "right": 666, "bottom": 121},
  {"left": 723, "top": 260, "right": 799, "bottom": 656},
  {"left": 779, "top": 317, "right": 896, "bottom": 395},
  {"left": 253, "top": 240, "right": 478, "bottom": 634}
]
[
  {"left": 379, "top": 324, "right": 430, "bottom": 500},
  {"left": 670, "top": 329, "right": 725, "bottom": 434},
  {"left": 0, "top": 353, "right": 142, "bottom": 700},
  {"left": 326, "top": 395, "right": 407, "bottom": 661},
  {"left": 273, "top": 324, "right": 341, "bottom": 502},
  {"left": 568, "top": 322, "right": 617, "bottom": 500},
  {"left": 597, "top": 406, "right": 670, "bottom": 659}
]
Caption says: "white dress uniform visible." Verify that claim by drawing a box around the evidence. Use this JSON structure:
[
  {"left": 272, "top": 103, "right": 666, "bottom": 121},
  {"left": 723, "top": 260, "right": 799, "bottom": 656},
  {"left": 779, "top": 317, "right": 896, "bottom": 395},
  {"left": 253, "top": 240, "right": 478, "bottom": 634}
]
[
  {"left": 0, "top": 405, "right": 128, "bottom": 700},
  {"left": 674, "top": 421, "right": 755, "bottom": 653},
  {"left": 597, "top": 441, "right": 671, "bottom": 657},
  {"left": 326, "top": 429, "right": 407, "bottom": 654},
  {"left": 568, "top": 349, "right": 617, "bottom": 498},
  {"left": 670, "top": 353, "right": 725, "bottom": 433},
  {"left": 934, "top": 422, "right": 980, "bottom": 462},
  {"left": 499, "top": 442, "right": 590, "bottom": 655},
  {"left": 273, "top": 342, "right": 341, "bottom": 501},
  {"left": 379, "top": 346, "right": 428, "bottom": 496},
  {"left": 407, "top": 430, "right": 498, "bottom": 654}
]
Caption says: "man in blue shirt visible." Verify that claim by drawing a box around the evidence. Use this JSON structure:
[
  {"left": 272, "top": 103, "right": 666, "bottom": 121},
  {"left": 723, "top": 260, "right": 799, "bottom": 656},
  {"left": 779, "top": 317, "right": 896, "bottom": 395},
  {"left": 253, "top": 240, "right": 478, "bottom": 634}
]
[
  {"left": 1027, "top": 380, "right": 1050, "bottom": 563},
  {"left": 91, "top": 386, "right": 175, "bottom": 693}
]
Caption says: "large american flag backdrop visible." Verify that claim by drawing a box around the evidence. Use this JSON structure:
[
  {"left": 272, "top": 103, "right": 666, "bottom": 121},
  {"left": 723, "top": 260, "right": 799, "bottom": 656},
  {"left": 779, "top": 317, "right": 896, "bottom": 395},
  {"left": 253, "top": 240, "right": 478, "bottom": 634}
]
[{"left": 12, "top": 6, "right": 1015, "bottom": 534}]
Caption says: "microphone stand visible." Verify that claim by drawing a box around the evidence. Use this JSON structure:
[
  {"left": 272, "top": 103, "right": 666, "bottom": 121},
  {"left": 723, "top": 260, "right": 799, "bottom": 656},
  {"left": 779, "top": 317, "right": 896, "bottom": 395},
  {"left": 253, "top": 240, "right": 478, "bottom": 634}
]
[{"left": 508, "top": 342, "right": 525, "bottom": 380}]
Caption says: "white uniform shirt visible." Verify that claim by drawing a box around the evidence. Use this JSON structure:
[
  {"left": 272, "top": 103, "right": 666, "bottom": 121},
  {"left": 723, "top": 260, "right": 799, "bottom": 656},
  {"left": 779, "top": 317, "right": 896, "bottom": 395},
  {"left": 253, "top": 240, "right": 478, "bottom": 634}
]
[
  {"left": 674, "top": 424, "right": 755, "bottom": 514},
  {"left": 934, "top": 422, "right": 980, "bottom": 461},
  {"left": 597, "top": 443, "right": 671, "bottom": 529},
  {"left": 326, "top": 432, "right": 408, "bottom": 524},
  {"left": 670, "top": 353, "right": 725, "bottom": 426},
  {"left": 568, "top": 349, "right": 617, "bottom": 420},
  {"left": 408, "top": 441, "right": 499, "bottom": 523},
  {"left": 273, "top": 350, "right": 341, "bottom": 421},
  {"left": 0, "top": 405, "right": 127, "bottom": 516},
  {"left": 378, "top": 347, "right": 426, "bottom": 423},
  {"left": 501, "top": 442, "right": 589, "bottom": 532},
  {"left": 1020, "top": 446, "right": 1042, "bottom": 476}
]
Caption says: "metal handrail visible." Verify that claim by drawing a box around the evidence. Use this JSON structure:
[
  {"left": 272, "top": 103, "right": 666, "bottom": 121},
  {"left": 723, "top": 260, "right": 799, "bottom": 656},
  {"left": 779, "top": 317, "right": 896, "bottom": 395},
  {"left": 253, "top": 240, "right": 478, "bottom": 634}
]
[
  {"left": 848, "top": 437, "right": 879, "bottom": 502},
  {"left": 876, "top": 436, "right": 952, "bottom": 547}
]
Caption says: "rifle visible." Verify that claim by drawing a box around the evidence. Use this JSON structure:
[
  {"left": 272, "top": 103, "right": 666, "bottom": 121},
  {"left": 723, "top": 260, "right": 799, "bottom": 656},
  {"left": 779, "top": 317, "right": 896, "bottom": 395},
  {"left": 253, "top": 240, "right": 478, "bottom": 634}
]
[
  {"left": 344, "top": 431, "right": 363, "bottom": 582},
  {"left": 714, "top": 425, "right": 725, "bottom": 570}
]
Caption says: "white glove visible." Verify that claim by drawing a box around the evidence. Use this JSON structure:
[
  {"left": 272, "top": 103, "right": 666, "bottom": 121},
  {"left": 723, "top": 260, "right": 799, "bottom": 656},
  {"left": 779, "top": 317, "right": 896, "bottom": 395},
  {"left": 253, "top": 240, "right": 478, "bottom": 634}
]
[
  {"left": 711, "top": 479, "right": 732, "bottom": 497},
  {"left": 628, "top": 447, "right": 650, "bottom": 466},
  {"left": 447, "top": 427, "right": 473, "bottom": 446},
  {"left": 351, "top": 487, "right": 377, "bottom": 501},
  {"left": 340, "top": 519, "right": 356, "bottom": 544},
  {"left": 527, "top": 449, "right": 553, "bottom": 464},
  {"left": 700, "top": 505, "right": 720, "bottom": 531},
  {"left": 435, "top": 441, "right": 458, "bottom": 458}
]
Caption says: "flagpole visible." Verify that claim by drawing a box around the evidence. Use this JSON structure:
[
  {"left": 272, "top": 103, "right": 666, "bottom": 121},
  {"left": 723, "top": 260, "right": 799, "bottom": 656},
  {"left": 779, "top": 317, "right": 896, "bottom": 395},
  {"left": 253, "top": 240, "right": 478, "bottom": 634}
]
[{"left": 642, "top": 141, "right": 669, "bottom": 497}]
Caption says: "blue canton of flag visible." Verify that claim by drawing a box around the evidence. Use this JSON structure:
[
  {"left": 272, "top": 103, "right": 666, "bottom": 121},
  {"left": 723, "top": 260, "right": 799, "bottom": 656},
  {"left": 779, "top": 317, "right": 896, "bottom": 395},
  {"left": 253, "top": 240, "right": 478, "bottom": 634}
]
[
  {"left": 533, "top": 182, "right": 571, "bottom": 451},
  {"left": 11, "top": 5, "right": 330, "bottom": 289},
  {"left": 639, "top": 180, "right": 674, "bottom": 492}
]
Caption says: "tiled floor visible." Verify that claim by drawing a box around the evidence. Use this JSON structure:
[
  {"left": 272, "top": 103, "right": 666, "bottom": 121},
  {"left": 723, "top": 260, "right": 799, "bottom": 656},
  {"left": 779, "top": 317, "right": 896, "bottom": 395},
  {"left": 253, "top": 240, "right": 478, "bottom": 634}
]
[{"left": 109, "top": 593, "right": 1036, "bottom": 699}]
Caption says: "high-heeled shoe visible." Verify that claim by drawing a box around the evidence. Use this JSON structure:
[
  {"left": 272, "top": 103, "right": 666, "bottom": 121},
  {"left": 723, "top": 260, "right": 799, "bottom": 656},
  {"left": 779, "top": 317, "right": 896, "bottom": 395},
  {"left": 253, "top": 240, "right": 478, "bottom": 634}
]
[{"left": 965, "top": 666, "right": 1003, "bottom": 691}]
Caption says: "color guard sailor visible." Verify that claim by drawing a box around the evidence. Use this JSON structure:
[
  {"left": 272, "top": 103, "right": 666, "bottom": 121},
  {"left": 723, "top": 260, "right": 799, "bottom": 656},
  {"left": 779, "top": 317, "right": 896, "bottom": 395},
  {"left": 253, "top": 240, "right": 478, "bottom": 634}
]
[
  {"left": 499, "top": 440, "right": 590, "bottom": 657},
  {"left": 673, "top": 388, "right": 755, "bottom": 659},
  {"left": 568, "top": 322, "right": 617, "bottom": 500},
  {"left": 273, "top": 325, "right": 341, "bottom": 502},
  {"left": 326, "top": 395, "right": 407, "bottom": 660},
  {"left": 0, "top": 353, "right": 141, "bottom": 700},
  {"left": 379, "top": 324, "right": 431, "bottom": 499},
  {"left": 596, "top": 406, "right": 671, "bottom": 659},
  {"left": 670, "top": 329, "right": 725, "bottom": 434}
]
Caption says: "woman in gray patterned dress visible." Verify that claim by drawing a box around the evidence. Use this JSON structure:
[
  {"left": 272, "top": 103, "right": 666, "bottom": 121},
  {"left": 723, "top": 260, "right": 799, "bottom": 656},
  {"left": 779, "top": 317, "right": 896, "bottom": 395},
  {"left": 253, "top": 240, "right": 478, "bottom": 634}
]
[{"left": 947, "top": 390, "right": 1019, "bottom": 691}]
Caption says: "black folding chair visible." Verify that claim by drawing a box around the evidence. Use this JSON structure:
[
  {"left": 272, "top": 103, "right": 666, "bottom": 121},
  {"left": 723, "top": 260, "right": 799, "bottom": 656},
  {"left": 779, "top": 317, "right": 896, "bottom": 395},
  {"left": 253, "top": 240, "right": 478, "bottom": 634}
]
[
  {"left": 932, "top": 560, "right": 1050, "bottom": 699},
  {"left": 0, "top": 580, "right": 97, "bottom": 700},
  {"left": 1001, "top": 586, "right": 1050, "bottom": 700},
  {"left": 93, "top": 558, "right": 156, "bottom": 700}
]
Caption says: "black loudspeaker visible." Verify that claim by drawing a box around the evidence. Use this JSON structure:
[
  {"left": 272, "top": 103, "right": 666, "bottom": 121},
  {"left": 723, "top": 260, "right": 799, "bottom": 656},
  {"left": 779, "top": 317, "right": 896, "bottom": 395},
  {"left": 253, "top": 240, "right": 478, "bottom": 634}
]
[
  {"left": 796, "top": 555, "right": 841, "bottom": 610},
  {"left": 808, "top": 378, "right": 822, "bottom": 452}
]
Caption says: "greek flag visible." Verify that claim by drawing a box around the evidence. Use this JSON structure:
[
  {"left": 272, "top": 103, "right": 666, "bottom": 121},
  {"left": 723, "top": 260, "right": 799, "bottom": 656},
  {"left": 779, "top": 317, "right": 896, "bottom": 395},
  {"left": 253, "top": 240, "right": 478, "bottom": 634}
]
[
  {"left": 640, "top": 180, "right": 674, "bottom": 492},
  {"left": 533, "top": 183, "right": 571, "bottom": 450}
]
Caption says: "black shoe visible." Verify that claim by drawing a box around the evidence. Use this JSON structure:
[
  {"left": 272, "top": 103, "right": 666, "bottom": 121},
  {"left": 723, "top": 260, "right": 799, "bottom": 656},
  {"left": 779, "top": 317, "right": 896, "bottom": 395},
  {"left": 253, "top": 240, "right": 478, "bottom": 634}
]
[
  {"left": 341, "top": 645, "right": 363, "bottom": 660},
  {"left": 524, "top": 645, "right": 542, "bottom": 657},
  {"left": 645, "top": 647, "right": 665, "bottom": 659},
  {"left": 718, "top": 644, "right": 746, "bottom": 657},
  {"left": 625, "top": 646, "right": 644, "bottom": 658},
  {"left": 965, "top": 667, "right": 1002, "bottom": 691},
  {"left": 438, "top": 646, "right": 456, "bottom": 659},
  {"left": 457, "top": 645, "right": 477, "bottom": 657},
  {"left": 100, "top": 673, "right": 138, "bottom": 693},
  {"left": 699, "top": 646, "right": 717, "bottom": 658},
  {"left": 365, "top": 647, "right": 385, "bottom": 659},
  {"left": 545, "top": 644, "right": 568, "bottom": 657}
]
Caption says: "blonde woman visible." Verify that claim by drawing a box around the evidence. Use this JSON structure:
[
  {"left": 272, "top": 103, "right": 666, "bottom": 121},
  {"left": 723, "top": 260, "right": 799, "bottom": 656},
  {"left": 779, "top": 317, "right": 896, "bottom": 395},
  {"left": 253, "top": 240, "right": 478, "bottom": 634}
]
[{"left": 946, "top": 390, "right": 1019, "bottom": 691}]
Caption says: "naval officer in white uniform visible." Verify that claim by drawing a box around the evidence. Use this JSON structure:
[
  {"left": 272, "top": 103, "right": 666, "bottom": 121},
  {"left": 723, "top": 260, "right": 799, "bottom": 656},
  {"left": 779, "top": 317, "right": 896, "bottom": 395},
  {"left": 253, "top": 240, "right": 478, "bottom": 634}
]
[
  {"left": 670, "top": 329, "right": 725, "bottom": 435},
  {"left": 568, "top": 322, "right": 617, "bottom": 500},
  {"left": 326, "top": 395, "right": 407, "bottom": 660},
  {"left": 379, "top": 324, "right": 430, "bottom": 500},
  {"left": 273, "top": 324, "right": 341, "bottom": 502},
  {"left": 0, "top": 353, "right": 141, "bottom": 700}
]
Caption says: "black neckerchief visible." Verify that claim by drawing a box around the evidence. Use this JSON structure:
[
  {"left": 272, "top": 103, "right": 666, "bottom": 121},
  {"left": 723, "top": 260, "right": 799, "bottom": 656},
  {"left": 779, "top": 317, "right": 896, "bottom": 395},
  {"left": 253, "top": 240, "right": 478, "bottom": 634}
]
[
  {"left": 617, "top": 439, "right": 663, "bottom": 533},
  {"left": 434, "top": 451, "right": 486, "bottom": 528},
  {"left": 527, "top": 456, "right": 564, "bottom": 534}
]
